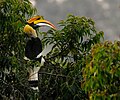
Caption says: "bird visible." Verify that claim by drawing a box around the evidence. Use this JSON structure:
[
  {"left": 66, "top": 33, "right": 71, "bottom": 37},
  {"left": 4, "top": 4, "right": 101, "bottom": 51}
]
[{"left": 23, "top": 15, "right": 56, "bottom": 61}]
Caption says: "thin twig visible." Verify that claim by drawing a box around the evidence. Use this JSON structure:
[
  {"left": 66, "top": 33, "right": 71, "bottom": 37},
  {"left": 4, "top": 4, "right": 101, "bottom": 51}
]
[{"left": 38, "top": 72, "right": 67, "bottom": 78}]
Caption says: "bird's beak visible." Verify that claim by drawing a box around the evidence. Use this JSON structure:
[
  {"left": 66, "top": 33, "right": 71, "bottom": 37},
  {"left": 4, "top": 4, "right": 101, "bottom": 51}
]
[{"left": 34, "top": 20, "right": 56, "bottom": 30}]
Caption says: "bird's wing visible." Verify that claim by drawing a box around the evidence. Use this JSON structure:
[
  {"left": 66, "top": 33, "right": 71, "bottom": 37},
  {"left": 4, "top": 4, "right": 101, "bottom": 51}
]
[{"left": 25, "top": 37, "right": 42, "bottom": 60}]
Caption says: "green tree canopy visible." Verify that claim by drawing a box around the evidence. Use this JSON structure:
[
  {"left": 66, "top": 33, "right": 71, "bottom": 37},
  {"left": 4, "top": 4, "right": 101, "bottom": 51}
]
[
  {"left": 82, "top": 41, "right": 120, "bottom": 99},
  {"left": 38, "top": 15, "right": 103, "bottom": 100},
  {"left": 0, "top": 0, "right": 39, "bottom": 99}
]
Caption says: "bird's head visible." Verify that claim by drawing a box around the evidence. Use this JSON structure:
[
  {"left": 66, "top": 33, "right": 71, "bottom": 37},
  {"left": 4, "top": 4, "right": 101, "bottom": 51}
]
[{"left": 24, "top": 16, "right": 56, "bottom": 38}]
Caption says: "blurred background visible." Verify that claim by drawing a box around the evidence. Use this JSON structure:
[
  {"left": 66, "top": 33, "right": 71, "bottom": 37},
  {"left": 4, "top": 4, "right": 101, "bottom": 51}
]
[{"left": 29, "top": 0, "right": 120, "bottom": 41}]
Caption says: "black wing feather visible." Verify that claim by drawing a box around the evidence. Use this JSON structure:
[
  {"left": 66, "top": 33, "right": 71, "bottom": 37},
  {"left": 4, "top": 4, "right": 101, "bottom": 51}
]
[{"left": 25, "top": 37, "right": 42, "bottom": 60}]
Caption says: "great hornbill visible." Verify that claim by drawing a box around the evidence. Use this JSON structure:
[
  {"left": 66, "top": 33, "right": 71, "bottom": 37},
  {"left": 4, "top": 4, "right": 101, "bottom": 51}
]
[{"left": 23, "top": 16, "right": 56, "bottom": 61}]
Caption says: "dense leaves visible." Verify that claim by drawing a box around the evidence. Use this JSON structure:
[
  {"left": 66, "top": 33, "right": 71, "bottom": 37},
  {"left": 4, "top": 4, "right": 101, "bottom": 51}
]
[
  {"left": 38, "top": 15, "right": 103, "bottom": 99},
  {"left": 43, "top": 15, "right": 103, "bottom": 61},
  {"left": 0, "top": 0, "right": 39, "bottom": 99},
  {"left": 82, "top": 41, "right": 120, "bottom": 99}
]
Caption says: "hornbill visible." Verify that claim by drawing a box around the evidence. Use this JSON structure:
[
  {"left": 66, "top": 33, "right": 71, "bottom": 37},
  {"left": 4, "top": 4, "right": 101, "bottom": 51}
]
[{"left": 23, "top": 16, "right": 56, "bottom": 62}]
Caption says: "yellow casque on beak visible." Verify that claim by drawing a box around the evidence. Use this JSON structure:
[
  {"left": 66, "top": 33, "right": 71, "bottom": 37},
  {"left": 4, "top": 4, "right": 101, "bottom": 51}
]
[
  {"left": 27, "top": 15, "right": 43, "bottom": 24},
  {"left": 23, "top": 25, "right": 37, "bottom": 38},
  {"left": 34, "top": 19, "right": 56, "bottom": 30}
]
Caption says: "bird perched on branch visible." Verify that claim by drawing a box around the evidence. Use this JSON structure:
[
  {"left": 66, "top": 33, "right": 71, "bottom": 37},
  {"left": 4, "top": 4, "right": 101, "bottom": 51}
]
[{"left": 23, "top": 15, "right": 56, "bottom": 61}]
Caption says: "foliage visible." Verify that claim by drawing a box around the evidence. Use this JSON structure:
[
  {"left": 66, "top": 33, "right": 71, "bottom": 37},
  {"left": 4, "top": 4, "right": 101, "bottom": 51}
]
[
  {"left": 82, "top": 41, "right": 120, "bottom": 99},
  {"left": 38, "top": 15, "right": 103, "bottom": 99},
  {"left": 0, "top": 0, "right": 39, "bottom": 99}
]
